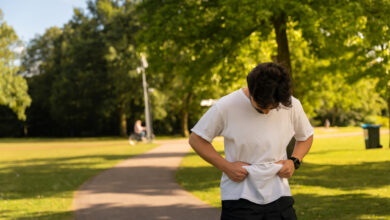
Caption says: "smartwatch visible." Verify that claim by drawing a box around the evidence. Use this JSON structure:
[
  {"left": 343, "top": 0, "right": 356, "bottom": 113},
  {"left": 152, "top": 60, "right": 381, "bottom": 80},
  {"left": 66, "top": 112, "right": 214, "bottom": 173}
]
[{"left": 288, "top": 157, "right": 301, "bottom": 170}]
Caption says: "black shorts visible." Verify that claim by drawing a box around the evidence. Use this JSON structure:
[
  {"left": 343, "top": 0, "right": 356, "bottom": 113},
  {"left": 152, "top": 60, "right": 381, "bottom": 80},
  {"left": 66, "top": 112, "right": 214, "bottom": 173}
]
[{"left": 221, "top": 196, "right": 297, "bottom": 220}]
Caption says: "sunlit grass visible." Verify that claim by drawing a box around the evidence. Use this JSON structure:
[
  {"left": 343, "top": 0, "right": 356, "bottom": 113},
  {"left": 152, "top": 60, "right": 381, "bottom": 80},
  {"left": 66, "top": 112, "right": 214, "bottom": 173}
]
[
  {"left": 0, "top": 138, "right": 158, "bottom": 220},
  {"left": 176, "top": 131, "right": 390, "bottom": 220},
  {"left": 314, "top": 126, "right": 388, "bottom": 135}
]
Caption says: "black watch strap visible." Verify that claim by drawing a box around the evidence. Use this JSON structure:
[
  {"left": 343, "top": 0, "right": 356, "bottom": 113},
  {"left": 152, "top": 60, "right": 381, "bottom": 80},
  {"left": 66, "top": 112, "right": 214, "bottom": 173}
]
[{"left": 289, "top": 157, "right": 301, "bottom": 169}]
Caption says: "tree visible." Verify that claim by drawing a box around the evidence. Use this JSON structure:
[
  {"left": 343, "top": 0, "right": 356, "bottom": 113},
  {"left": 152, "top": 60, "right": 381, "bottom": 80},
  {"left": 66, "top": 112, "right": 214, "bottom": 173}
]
[
  {"left": 138, "top": 0, "right": 390, "bottom": 136},
  {"left": 21, "top": 0, "right": 167, "bottom": 137},
  {"left": 22, "top": 27, "right": 68, "bottom": 136},
  {"left": 22, "top": 9, "right": 114, "bottom": 136},
  {"left": 319, "top": 0, "right": 390, "bottom": 144},
  {"left": 0, "top": 10, "right": 31, "bottom": 121},
  {"left": 87, "top": 0, "right": 170, "bottom": 136},
  {"left": 90, "top": 0, "right": 144, "bottom": 136}
]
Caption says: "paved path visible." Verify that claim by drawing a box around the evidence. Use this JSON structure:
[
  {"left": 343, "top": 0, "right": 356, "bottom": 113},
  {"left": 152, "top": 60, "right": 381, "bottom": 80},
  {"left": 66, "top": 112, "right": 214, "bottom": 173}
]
[{"left": 73, "top": 139, "right": 220, "bottom": 220}]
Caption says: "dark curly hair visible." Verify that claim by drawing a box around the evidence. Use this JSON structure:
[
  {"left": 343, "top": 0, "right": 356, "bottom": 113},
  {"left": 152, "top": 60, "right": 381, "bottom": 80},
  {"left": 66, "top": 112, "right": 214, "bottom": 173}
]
[{"left": 246, "top": 62, "right": 292, "bottom": 109}]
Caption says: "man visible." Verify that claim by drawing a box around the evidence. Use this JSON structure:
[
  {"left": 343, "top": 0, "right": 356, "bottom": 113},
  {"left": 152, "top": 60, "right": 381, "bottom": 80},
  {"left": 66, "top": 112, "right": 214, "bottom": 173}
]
[{"left": 189, "top": 62, "right": 314, "bottom": 220}]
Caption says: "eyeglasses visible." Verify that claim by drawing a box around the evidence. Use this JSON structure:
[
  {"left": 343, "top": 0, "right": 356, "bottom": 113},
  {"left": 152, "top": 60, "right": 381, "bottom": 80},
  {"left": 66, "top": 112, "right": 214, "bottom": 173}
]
[
  {"left": 250, "top": 97, "right": 279, "bottom": 114},
  {"left": 253, "top": 106, "right": 265, "bottom": 114}
]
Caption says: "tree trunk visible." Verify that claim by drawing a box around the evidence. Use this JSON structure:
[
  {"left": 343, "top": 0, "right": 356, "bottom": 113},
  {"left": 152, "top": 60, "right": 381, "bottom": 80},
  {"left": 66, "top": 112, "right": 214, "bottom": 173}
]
[
  {"left": 332, "top": 110, "right": 336, "bottom": 125},
  {"left": 273, "top": 12, "right": 294, "bottom": 155},
  {"left": 181, "top": 109, "right": 189, "bottom": 137},
  {"left": 23, "top": 124, "right": 28, "bottom": 136},
  {"left": 272, "top": 12, "right": 292, "bottom": 77},
  {"left": 180, "top": 92, "right": 193, "bottom": 137},
  {"left": 119, "top": 98, "right": 127, "bottom": 137},
  {"left": 388, "top": 85, "right": 390, "bottom": 148}
]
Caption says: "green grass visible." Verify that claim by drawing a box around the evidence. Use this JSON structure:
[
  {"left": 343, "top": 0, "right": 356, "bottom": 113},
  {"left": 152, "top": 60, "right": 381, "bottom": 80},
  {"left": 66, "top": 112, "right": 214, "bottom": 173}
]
[
  {"left": 313, "top": 126, "right": 383, "bottom": 135},
  {"left": 0, "top": 138, "right": 158, "bottom": 220},
  {"left": 176, "top": 132, "right": 390, "bottom": 220},
  {"left": 154, "top": 135, "right": 186, "bottom": 140}
]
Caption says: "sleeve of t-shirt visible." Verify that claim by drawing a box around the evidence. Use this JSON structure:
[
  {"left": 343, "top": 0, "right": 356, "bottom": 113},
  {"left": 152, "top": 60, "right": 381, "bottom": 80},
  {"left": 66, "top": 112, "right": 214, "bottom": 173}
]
[
  {"left": 191, "top": 103, "right": 224, "bottom": 143},
  {"left": 292, "top": 99, "right": 314, "bottom": 141}
]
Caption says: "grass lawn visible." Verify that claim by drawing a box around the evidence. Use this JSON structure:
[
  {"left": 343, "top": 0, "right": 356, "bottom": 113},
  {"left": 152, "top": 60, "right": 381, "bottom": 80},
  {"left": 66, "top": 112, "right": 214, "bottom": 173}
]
[
  {"left": 176, "top": 130, "right": 390, "bottom": 220},
  {"left": 314, "top": 126, "right": 389, "bottom": 135},
  {"left": 0, "top": 138, "right": 158, "bottom": 220}
]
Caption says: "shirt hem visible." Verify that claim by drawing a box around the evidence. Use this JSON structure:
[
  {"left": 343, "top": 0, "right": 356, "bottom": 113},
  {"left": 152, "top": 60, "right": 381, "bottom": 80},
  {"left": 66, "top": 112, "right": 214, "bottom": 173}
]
[
  {"left": 190, "top": 128, "right": 213, "bottom": 143},
  {"left": 294, "top": 129, "right": 314, "bottom": 141},
  {"left": 221, "top": 192, "right": 292, "bottom": 205}
]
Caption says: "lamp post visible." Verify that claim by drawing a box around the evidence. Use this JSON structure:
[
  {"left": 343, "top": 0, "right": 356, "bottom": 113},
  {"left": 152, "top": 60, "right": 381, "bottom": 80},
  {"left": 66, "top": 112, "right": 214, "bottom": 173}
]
[{"left": 137, "top": 54, "right": 153, "bottom": 143}]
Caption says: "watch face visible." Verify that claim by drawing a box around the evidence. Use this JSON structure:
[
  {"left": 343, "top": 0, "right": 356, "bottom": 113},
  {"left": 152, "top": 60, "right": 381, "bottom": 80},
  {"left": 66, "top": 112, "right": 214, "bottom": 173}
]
[
  {"left": 289, "top": 157, "right": 300, "bottom": 169},
  {"left": 295, "top": 161, "right": 300, "bottom": 169}
]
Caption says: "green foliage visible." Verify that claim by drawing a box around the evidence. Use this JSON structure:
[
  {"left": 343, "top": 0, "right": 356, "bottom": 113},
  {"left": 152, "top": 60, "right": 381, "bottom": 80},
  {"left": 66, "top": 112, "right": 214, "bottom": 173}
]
[
  {"left": 21, "top": 1, "right": 149, "bottom": 136},
  {"left": 23, "top": 14, "right": 113, "bottom": 136},
  {"left": 313, "top": 77, "right": 386, "bottom": 126},
  {"left": 0, "top": 10, "right": 31, "bottom": 120},
  {"left": 138, "top": 0, "right": 390, "bottom": 135},
  {"left": 7, "top": 0, "right": 389, "bottom": 136},
  {"left": 375, "top": 116, "right": 389, "bottom": 128}
]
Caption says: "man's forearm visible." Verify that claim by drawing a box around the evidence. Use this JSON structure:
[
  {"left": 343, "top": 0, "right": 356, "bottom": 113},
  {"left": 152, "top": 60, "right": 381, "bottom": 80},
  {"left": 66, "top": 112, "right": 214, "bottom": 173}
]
[
  {"left": 291, "top": 135, "right": 313, "bottom": 162},
  {"left": 188, "top": 133, "right": 230, "bottom": 172}
]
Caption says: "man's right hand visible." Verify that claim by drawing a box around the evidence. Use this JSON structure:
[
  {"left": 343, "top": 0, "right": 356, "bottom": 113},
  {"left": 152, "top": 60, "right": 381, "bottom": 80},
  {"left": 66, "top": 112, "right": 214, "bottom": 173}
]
[
  {"left": 188, "top": 133, "right": 249, "bottom": 182},
  {"left": 223, "top": 161, "right": 250, "bottom": 182}
]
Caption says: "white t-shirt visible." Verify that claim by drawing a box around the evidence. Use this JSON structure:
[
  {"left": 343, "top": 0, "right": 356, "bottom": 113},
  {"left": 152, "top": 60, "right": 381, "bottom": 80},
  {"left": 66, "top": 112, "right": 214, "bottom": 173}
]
[{"left": 191, "top": 89, "right": 314, "bottom": 204}]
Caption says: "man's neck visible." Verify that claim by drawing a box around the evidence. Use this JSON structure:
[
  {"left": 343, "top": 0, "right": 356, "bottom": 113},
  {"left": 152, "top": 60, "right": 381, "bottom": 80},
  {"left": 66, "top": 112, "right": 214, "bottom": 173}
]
[{"left": 242, "top": 87, "right": 250, "bottom": 98}]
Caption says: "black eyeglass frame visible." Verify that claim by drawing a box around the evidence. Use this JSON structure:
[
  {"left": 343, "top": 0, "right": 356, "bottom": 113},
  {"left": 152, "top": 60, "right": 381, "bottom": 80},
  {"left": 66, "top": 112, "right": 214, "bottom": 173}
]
[
  {"left": 253, "top": 105, "right": 265, "bottom": 114},
  {"left": 249, "top": 96, "right": 281, "bottom": 114}
]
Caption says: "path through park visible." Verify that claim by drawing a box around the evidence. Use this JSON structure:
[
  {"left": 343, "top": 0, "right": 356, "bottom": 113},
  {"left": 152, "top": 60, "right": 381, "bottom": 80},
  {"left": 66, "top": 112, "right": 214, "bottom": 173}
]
[
  {"left": 73, "top": 139, "right": 220, "bottom": 220},
  {"left": 73, "top": 131, "right": 388, "bottom": 219}
]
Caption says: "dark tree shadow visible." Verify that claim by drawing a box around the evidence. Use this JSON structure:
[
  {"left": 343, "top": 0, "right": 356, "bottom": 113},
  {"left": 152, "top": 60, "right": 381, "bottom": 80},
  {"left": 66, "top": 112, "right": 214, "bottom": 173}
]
[
  {"left": 0, "top": 151, "right": 201, "bottom": 200},
  {"left": 176, "top": 160, "right": 390, "bottom": 219},
  {"left": 1, "top": 151, "right": 220, "bottom": 220},
  {"left": 177, "top": 161, "right": 390, "bottom": 193},
  {"left": 13, "top": 204, "right": 218, "bottom": 220},
  {"left": 289, "top": 161, "right": 390, "bottom": 190},
  {"left": 293, "top": 193, "right": 390, "bottom": 220},
  {"left": 11, "top": 210, "right": 73, "bottom": 220}
]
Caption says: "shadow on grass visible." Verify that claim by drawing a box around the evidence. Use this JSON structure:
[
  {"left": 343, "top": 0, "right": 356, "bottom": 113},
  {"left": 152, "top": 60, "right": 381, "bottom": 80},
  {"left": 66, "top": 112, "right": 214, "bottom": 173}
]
[
  {"left": 290, "top": 161, "right": 390, "bottom": 190},
  {"left": 0, "top": 151, "right": 190, "bottom": 167},
  {"left": 177, "top": 161, "right": 390, "bottom": 192},
  {"left": 9, "top": 211, "right": 73, "bottom": 220},
  {"left": 1, "top": 150, "right": 220, "bottom": 219},
  {"left": 11, "top": 204, "right": 218, "bottom": 220},
  {"left": 176, "top": 161, "right": 390, "bottom": 219},
  {"left": 176, "top": 166, "right": 221, "bottom": 192},
  {"left": 8, "top": 194, "right": 389, "bottom": 220},
  {"left": 294, "top": 193, "right": 390, "bottom": 220},
  {"left": 0, "top": 151, "right": 193, "bottom": 200}
]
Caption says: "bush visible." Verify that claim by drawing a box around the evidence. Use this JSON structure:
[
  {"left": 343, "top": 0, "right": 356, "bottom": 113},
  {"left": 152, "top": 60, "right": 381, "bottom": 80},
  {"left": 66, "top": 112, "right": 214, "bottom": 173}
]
[{"left": 376, "top": 116, "right": 389, "bottom": 128}]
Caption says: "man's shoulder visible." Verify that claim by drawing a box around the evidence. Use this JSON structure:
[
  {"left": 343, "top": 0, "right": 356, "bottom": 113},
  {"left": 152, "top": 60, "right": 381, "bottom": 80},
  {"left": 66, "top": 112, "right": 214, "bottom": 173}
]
[
  {"left": 291, "top": 96, "right": 302, "bottom": 106},
  {"left": 290, "top": 96, "right": 307, "bottom": 113},
  {"left": 215, "top": 90, "right": 243, "bottom": 108}
]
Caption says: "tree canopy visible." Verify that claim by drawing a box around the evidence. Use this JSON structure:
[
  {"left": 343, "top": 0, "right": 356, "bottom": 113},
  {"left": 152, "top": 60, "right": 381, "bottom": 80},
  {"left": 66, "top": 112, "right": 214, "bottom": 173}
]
[
  {"left": 137, "top": 0, "right": 390, "bottom": 135},
  {"left": 1, "top": 0, "right": 389, "bottom": 137},
  {"left": 0, "top": 10, "right": 31, "bottom": 120}
]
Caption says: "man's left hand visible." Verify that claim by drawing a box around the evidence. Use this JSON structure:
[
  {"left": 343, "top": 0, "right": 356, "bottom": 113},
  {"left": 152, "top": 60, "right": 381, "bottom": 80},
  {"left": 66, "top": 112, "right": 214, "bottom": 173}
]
[{"left": 275, "top": 160, "right": 295, "bottom": 178}]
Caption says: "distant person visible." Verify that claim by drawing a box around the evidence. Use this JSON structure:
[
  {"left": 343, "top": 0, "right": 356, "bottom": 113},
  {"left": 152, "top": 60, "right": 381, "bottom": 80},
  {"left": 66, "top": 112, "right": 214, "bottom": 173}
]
[
  {"left": 134, "top": 120, "right": 147, "bottom": 139},
  {"left": 189, "top": 63, "right": 314, "bottom": 219},
  {"left": 325, "top": 119, "right": 330, "bottom": 128},
  {"left": 129, "top": 120, "right": 147, "bottom": 145}
]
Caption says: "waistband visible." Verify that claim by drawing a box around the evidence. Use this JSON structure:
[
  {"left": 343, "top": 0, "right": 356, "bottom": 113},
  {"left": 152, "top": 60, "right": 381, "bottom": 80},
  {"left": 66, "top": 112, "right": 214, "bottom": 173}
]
[{"left": 222, "top": 196, "right": 294, "bottom": 213}]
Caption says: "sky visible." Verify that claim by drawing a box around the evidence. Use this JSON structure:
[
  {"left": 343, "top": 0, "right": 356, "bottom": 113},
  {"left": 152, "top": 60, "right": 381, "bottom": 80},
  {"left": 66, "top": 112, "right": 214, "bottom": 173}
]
[{"left": 0, "top": 0, "right": 88, "bottom": 44}]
